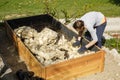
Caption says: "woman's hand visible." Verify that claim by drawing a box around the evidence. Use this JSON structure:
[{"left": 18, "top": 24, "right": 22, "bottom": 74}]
[
  {"left": 78, "top": 46, "right": 87, "bottom": 54},
  {"left": 72, "top": 40, "right": 81, "bottom": 47}
]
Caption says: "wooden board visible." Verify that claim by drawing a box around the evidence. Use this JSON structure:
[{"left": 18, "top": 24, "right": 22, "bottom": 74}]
[{"left": 45, "top": 50, "right": 105, "bottom": 80}]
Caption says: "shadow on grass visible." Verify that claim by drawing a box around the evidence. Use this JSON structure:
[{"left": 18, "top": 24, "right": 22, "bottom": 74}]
[{"left": 109, "top": 0, "right": 120, "bottom": 6}]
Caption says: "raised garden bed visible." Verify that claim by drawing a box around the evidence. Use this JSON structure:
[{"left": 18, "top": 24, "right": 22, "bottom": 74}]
[{"left": 4, "top": 14, "right": 105, "bottom": 80}]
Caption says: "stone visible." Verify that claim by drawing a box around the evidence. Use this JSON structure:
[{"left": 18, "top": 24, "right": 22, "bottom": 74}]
[
  {"left": 110, "top": 48, "right": 119, "bottom": 57},
  {"left": 116, "top": 73, "right": 119, "bottom": 76},
  {"left": 117, "top": 63, "right": 120, "bottom": 66}
]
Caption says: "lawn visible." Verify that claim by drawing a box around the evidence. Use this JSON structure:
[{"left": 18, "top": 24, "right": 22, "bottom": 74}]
[
  {"left": 105, "top": 38, "right": 120, "bottom": 53},
  {"left": 0, "top": 0, "right": 120, "bottom": 20}
]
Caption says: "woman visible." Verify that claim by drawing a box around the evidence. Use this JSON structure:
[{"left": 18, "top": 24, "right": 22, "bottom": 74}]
[{"left": 72, "top": 11, "right": 107, "bottom": 53}]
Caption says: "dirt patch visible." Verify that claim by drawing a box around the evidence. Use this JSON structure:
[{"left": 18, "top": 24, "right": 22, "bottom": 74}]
[{"left": 0, "top": 23, "right": 27, "bottom": 80}]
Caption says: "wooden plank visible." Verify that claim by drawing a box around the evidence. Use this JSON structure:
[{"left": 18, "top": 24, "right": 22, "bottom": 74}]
[
  {"left": 46, "top": 59, "right": 101, "bottom": 80},
  {"left": 5, "top": 21, "right": 18, "bottom": 48},
  {"left": 63, "top": 51, "right": 105, "bottom": 80},
  {"left": 17, "top": 37, "right": 46, "bottom": 78},
  {"left": 46, "top": 52, "right": 102, "bottom": 78},
  {"left": 98, "top": 50, "right": 105, "bottom": 72},
  {"left": 46, "top": 51, "right": 103, "bottom": 78}
]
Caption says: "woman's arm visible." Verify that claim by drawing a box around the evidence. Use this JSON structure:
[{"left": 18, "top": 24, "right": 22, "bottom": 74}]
[
  {"left": 85, "top": 27, "right": 98, "bottom": 48},
  {"left": 85, "top": 40, "right": 97, "bottom": 48}
]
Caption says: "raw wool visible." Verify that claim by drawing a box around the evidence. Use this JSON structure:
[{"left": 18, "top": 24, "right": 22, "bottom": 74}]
[
  {"left": 14, "top": 26, "right": 26, "bottom": 37},
  {"left": 14, "top": 26, "right": 95, "bottom": 66},
  {"left": 35, "top": 27, "right": 58, "bottom": 46},
  {"left": 14, "top": 26, "right": 38, "bottom": 39}
]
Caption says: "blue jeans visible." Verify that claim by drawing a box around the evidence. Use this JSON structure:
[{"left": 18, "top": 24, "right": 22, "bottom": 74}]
[{"left": 84, "top": 22, "right": 107, "bottom": 48}]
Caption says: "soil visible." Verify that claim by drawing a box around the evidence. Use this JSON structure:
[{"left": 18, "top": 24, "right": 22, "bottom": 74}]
[{"left": 0, "top": 23, "right": 27, "bottom": 80}]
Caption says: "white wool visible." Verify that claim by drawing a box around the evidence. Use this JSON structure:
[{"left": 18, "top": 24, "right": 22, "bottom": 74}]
[{"left": 14, "top": 26, "right": 95, "bottom": 66}]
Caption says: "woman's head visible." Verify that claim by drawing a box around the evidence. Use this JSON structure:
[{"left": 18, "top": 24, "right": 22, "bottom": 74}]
[{"left": 73, "top": 20, "right": 85, "bottom": 37}]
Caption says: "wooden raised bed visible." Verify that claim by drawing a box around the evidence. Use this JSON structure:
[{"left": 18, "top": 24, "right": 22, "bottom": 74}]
[{"left": 4, "top": 14, "right": 105, "bottom": 80}]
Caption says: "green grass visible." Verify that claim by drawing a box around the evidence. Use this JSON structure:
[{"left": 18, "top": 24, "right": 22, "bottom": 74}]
[
  {"left": 105, "top": 38, "right": 120, "bottom": 53},
  {"left": 0, "top": 0, "right": 120, "bottom": 20}
]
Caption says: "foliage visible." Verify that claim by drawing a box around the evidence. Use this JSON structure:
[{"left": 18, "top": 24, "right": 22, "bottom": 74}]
[
  {"left": 61, "top": 9, "right": 71, "bottom": 24},
  {"left": 105, "top": 38, "right": 120, "bottom": 53},
  {"left": 43, "top": 0, "right": 60, "bottom": 19},
  {"left": 109, "top": 0, "right": 120, "bottom": 6},
  {"left": 0, "top": 0, "right": 120, "bottom": 20}
]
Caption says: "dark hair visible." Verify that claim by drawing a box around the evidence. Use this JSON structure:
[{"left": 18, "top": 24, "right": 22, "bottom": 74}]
[
  {"left": 73, "top": 20, "right": 84, "bottom": 29},
  {"left": 73, "top": 20, "right": 85, "bottom": 37}
]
